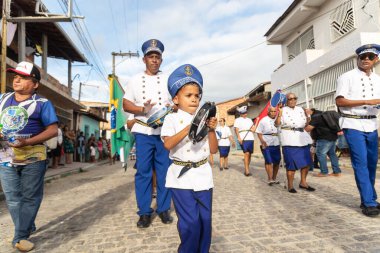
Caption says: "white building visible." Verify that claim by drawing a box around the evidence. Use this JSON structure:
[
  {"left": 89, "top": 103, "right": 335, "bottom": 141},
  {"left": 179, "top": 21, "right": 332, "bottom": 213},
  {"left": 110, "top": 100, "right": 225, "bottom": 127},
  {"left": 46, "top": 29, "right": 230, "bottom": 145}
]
[{"left": 265, "top": 0, "right": 380, "bottom": 110}]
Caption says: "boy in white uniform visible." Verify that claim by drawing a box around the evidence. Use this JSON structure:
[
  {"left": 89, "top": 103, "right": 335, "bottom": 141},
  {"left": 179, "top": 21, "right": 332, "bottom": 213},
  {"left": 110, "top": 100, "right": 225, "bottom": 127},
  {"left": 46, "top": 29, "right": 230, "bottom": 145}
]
[{"left": 161, "top": 64, "right": 217, "bottom": 253}]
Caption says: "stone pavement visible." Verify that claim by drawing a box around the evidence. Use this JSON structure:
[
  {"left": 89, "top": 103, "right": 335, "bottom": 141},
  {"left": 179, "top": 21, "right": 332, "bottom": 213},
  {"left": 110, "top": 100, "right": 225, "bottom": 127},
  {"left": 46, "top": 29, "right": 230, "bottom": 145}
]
[{"left": 0, "top": 151, "right": 380, "bottom": 253}]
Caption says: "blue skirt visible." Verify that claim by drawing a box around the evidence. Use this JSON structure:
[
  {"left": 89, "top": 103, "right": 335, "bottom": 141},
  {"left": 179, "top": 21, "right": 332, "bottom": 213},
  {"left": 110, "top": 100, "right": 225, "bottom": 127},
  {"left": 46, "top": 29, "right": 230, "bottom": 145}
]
[
  {"left": 282, "top": 146, "right": 312, "bottom": 170},
  {"left": 242, "top": 140, "right": 254, "bottom": 153},
  {"left": 261, "top": 145, "right": 281, "bottom": 165},
  {"left": 218, "top": 146, "right": 230, "bottom": 157}
]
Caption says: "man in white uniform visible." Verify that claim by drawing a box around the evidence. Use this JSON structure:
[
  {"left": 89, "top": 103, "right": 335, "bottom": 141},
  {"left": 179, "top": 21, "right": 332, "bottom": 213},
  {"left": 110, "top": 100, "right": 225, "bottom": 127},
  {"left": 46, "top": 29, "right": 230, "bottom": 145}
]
[
  {"left": 123, "top": 39, "right": 173, "bottom": 228},
  {"left": 335, "top": 44, "right": 380, "bottom": 217}
]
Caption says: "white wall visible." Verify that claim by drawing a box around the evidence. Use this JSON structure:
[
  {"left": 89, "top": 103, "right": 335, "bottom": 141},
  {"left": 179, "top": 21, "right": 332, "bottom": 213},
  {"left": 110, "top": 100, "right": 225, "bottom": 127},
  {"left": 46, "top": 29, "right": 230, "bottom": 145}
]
[{"left": 272, "top": 0, "right": 380, "bottom": 93}]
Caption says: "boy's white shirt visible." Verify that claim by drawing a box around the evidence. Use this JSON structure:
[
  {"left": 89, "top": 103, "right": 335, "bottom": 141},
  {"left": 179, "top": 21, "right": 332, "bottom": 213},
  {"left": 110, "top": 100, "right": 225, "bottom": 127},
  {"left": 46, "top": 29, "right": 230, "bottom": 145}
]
[{"left": 161, "top": 109, "right": 214, "bottom": 191}]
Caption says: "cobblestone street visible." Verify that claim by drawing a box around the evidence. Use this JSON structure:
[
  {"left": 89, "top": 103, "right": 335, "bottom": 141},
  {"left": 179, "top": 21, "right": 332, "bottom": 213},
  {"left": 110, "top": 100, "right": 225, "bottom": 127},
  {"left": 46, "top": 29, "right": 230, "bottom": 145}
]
[{"left": 1, "top": 152, "right": 380, "bottom": 253}]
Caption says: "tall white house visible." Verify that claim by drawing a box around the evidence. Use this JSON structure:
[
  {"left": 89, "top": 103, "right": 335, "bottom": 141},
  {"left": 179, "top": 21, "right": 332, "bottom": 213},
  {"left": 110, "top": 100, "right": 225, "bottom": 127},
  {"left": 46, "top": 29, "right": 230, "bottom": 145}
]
[{"left": 265, "top": 0, "right": 380, "bottom": 110}]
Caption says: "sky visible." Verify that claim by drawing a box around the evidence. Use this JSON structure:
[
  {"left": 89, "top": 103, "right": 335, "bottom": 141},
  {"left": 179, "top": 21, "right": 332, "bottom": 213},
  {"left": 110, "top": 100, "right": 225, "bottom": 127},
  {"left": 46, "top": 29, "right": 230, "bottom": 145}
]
[{"left": 40, "top": 0, "right": 294, "bottom": 103}]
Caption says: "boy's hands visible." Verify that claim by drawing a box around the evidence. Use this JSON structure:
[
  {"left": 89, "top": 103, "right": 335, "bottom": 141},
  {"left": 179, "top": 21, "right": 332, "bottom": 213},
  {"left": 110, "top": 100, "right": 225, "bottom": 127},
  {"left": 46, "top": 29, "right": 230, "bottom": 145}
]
[{"left": 207, "top": 117, "right": 217, "bottom": 131}]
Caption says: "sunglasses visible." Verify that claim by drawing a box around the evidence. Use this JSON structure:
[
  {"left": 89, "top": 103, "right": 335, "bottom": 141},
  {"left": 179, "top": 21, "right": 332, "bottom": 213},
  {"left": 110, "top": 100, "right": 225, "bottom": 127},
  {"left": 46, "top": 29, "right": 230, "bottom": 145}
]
[
  {"left": 359, "top": 53, "right": 377, "bottom": 61},
  {"left": 288, "top": 97, "right": 298, "bottom": 101}
]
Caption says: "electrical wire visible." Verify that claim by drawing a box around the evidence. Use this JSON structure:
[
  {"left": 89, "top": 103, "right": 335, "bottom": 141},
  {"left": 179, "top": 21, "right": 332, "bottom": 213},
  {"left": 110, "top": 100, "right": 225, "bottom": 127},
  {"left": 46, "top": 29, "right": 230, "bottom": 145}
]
[
  {"left": 198, "top": 0, "right": 354, "bottom": 69},
  {"left": 108, "top": 0, "right": 122, "bottom": 51}
]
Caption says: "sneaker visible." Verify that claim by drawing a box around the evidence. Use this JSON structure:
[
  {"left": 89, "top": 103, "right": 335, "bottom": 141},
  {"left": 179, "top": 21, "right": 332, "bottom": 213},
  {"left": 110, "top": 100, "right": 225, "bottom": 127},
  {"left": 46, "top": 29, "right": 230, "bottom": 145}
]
[
  {"left": 362, "top": 206, "right": 380, "bottom": 217},
  {"left": 14, "top": 240, "right": 34, "bottom": 252},
  {"left": 137, "top": 215, "right": 151, "bottom": 228},
  {"left": 329, "top": 173, "right": 342, "bottom": 177}
]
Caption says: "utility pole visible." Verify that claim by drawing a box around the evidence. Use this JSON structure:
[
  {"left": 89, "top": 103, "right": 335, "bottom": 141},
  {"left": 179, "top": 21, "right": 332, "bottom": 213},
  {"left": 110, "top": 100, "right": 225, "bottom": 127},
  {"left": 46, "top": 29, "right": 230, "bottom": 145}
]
[
  {"left": 1, "top": 0, "right": 10, "bottom": 93},
  {"left": 78, "top": 82, "right": 99, "bottom": 101},
  {"left": 111, "top": 51, "right": 139, "bottom": 76}
]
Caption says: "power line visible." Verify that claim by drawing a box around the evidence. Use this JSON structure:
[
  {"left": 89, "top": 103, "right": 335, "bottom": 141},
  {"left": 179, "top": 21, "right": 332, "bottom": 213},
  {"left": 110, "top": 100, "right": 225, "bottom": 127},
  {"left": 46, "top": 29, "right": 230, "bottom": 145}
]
[
  {"left": 136, "top": 0, "right": 139, "bottom": 51},
  {"left": 198, "top": 0, "right": 353, "bottom": 68},
  {"left": 122, "top": 0, "right": 130, "bottom": 51},
  {"left": 107, "top": 0, "right": 122, "bottom": 51},
  {"left": 57, "top": 0, "right": 109, "bottom": 85}
]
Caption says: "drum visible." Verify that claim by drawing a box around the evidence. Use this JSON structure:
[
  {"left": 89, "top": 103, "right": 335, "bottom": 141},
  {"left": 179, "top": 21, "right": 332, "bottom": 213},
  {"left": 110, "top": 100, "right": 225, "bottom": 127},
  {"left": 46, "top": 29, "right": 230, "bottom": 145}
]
[
  {"left": 147, "top": 106, "right": 173, "bottom": 129},
  {"left": 188, "top": 102, "right": 216, "bottom": 144},
  {"left": 270, "top": 90, "right": 287, "bottom": 107}
]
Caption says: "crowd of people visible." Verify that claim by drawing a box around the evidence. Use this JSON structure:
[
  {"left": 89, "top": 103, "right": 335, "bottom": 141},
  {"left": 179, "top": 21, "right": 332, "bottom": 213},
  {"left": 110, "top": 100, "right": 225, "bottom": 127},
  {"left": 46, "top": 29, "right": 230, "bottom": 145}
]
[
  {"left": 1, "top": 41, "right": 380, "bottom": 252},
  {"left": 48, "top": 125, "right": 113, "bottom": 168}
]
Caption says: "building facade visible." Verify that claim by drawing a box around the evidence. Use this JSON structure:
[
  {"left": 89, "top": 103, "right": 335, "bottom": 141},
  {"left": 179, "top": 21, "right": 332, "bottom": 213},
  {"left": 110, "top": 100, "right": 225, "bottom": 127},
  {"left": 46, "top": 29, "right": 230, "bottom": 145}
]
[
  {"left": 265, "top": 0, "right": 380, "bottom": 110},
  {"left": 228, "top": 82, "right": 272, "bottom": 153}
]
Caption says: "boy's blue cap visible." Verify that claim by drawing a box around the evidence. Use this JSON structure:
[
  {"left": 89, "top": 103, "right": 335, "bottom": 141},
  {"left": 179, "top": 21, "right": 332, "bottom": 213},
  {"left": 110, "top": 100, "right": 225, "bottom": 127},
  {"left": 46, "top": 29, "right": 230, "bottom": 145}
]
[
  {"left": 355, "top": 44, "right": 380, "bottom": 55},
  {"left": 168, "top": 64, "right": 203, "bottom": 98},
  {"left": 142, "top": 39, "right": 164, "bottom": 55}
]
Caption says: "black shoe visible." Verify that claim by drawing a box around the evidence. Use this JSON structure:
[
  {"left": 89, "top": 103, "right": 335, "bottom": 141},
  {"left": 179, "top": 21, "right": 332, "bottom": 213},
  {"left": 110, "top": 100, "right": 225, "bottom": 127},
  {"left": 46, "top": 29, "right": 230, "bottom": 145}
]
[
  {"left": 299, "top": 184, "right": 315, "bottom": 191},
  {"left": 137, "top": 215, "right": 151, "bottom": 228},
  {"left": 288, "top": 188, "right": 297, "bottom": 193},
  {"left": 158, "top": 211, "right": 173, "bottom": 224},
  {"left": 219, "top": 167, "right": 223, "bottom": 171},
  {"left": 244, "top": 172, "right": 252, "bottom": 177},
  {"left": 224, "top": 167, "right": 229, "bottom": 170},
  {"left": 362, "top": 206, "right": 380, "bottom": 217},
  {"left": 360, "top": 203, "right": 380, "bottom": 210}
]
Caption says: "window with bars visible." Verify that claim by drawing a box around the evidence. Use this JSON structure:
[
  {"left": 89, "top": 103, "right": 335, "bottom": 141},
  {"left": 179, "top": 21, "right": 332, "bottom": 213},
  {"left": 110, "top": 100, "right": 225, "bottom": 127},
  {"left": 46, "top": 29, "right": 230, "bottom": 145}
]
[
  {"left": 287, "top": 27, "right": 315, "bottom": 61},
  {"left": 330, "top": 0, "right": 355, "bottom": 42},
  {"left": 283, "top": 80, "right": 306, "bottom": 103}
]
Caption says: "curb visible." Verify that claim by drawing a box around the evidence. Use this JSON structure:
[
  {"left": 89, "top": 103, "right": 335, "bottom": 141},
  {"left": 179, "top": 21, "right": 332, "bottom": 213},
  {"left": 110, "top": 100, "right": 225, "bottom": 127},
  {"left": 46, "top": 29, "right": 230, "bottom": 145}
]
[
  {"left": 0, "top": 160, "right": 110, "bottom": 201},
  {"left": 44, "top": 160, "right": 110, "bottom": 182}
]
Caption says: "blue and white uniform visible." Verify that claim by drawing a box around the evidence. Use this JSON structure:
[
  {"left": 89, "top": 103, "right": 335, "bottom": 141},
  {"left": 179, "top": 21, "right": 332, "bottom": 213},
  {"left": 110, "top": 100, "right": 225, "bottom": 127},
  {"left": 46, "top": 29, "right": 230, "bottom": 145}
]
[
  {"left": 216, "top": 125, "right": 232, "bottom": 157},
  {"left": 234, "top": 116, "right": 254, "bottom": 153},
  {"left": 256, "top": 116, "right": 281, "bottom": 165},
  {"left": 280, "top": 106, "right": 312, "bottom": 170},
  {"left": 123, "top": 71, "right": 172, "bottom": 216},
  {"left": 163, "top": 64, "right": 212, "bottom": 253},
  {"left": 336, "top": 67, "right": 380, "bottom": 208}
]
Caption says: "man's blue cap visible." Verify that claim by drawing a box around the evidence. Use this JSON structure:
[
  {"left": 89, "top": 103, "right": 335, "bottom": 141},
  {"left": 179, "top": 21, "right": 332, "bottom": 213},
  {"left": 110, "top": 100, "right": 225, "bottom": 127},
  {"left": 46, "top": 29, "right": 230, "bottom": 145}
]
[
  {"left": 355, "top": 44, "right": 380, "bottom": 55},
  {"left": 142, "top": 39, "right": 164, "bottom": 55},
  {"left": 168, "top": 64, "right": 203, "bottom": 98}
]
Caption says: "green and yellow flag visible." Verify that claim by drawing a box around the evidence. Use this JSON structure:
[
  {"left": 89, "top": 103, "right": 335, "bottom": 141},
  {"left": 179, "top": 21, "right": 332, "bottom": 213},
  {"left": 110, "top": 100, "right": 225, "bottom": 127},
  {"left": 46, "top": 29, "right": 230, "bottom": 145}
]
[{"left": 109, "top": 75, "right": 134, "bottom": 167}]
